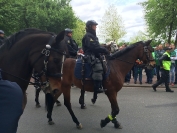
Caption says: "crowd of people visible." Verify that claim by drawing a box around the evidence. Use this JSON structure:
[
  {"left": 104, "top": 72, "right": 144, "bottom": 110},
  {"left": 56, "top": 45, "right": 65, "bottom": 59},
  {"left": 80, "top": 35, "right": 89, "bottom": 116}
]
[{"left": 123, "top": 43, "right": 176, "bottom": 92}]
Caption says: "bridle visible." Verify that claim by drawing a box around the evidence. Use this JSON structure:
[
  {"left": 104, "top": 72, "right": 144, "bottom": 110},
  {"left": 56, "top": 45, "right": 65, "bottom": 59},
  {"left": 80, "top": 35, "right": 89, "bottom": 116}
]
[
  {"left": 32, "top": 36, "right": 66, "bottom": 90},
  {"left": 0, "top": 35, "right": 66, "bottom": 89},
  {"left": 141, "top": 44, "right": 154, "bottom": 62}
]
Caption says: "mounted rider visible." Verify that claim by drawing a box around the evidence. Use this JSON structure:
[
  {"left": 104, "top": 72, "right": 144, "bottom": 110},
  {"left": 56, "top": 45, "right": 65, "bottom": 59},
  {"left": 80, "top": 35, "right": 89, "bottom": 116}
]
[
  {"left": 64, "top": 28, "right": 78, "bottom": 58},
  {"left": 82, "top": 20, "right": 110, "bottom": 93}
]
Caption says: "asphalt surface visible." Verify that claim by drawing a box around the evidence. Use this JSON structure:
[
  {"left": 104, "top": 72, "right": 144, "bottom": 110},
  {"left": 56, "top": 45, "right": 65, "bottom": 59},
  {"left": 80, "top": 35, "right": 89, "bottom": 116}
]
[{"left": 17, "top": 85, "right": 177, "bottom": 133}]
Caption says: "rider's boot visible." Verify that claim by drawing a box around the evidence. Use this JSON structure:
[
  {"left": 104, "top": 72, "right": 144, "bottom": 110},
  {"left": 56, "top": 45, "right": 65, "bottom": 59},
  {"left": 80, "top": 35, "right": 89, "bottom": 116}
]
[{"left": 94, "top": 80, "right": 104, "bottom": 93}]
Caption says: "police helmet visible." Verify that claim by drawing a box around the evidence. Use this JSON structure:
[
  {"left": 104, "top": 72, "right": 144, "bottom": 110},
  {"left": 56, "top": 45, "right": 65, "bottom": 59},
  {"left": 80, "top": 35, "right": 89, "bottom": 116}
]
[
  {"left": 65, "top": 28, "right": 72, "bottom": 34},
  {"left": 0, "top": 30, "right": 4, "bottom": 34},
  {"left": 86, "top": 20, "right": 98, "bottom": 28}
]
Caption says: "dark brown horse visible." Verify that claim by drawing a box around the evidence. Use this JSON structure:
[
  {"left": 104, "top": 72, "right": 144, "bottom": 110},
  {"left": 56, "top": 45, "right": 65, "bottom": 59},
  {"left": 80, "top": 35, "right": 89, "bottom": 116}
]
[
  {"left": 58, "top": 40, "right": 155, "bottom": 129},
  {"left": 0, "top": 28, "right": 67, "bottom": 123}
]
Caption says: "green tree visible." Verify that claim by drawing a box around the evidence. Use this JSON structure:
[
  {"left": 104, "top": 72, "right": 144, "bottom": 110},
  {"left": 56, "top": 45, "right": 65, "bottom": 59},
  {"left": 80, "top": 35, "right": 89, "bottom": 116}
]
[
  {"left": 0, "top": 0, "right": 77, "bottom": 35},
  {"left": 140, "top": 0, "right": 177, "bottom": 46},
  {"left": 129, "top": 31, "right": 149, "bottom": 43},
  {"left": 72, "top": 19, "right": 85, "bottom": 46},
  {"left": 98, "top": 5, "right": 126, "bottom": 43}
]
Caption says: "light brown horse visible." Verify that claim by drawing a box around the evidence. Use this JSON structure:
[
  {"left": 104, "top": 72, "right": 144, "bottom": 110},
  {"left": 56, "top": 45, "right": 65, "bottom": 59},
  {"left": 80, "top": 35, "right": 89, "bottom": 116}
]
[{"left": 58, "top": 40, "right": 155, "bottom": 129}]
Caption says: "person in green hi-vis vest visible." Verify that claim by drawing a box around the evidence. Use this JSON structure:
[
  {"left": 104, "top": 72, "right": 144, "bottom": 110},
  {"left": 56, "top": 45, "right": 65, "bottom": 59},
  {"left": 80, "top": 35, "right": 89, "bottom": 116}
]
[{"left": 152, "top": 47, "right": 174, "bottom": 92}]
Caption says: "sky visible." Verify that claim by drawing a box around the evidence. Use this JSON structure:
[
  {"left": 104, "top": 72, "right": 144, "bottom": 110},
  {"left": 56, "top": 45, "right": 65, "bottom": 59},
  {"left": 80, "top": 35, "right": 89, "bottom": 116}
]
[{"left": 70, "top": 0, "right": 147, "bottom": 42}]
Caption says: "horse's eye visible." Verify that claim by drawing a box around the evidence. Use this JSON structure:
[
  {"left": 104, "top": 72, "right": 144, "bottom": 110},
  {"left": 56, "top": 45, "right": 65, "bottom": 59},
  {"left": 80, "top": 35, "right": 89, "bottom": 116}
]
[{"left": 54, "top": 58, "right": 59, "bottom": 64}]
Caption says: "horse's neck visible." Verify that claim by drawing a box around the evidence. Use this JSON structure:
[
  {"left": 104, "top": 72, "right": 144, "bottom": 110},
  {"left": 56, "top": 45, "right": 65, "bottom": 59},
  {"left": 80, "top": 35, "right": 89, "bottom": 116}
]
[
  {"left": 111, "top": 47, "right": 140, "bottom": 77},
  {"left": 0, "top": 37, "right": 40, "bottom": 89}
]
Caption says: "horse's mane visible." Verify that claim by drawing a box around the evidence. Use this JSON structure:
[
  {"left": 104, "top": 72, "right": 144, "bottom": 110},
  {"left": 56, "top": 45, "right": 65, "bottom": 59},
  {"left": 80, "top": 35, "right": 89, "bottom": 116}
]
[
  {"left": 2, "top": 28, "right": 55, "bottom": 49},
  {"left": 109, "top": 41, "right": 143, "bottom": 60}
]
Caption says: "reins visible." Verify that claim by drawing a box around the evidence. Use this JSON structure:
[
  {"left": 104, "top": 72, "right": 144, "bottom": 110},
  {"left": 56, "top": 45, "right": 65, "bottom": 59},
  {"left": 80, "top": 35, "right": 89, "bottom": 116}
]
[
  {"left": 0, "top": 69, "right": 38, "bottom": 85},
  {"left": 111, "top": 44, "right": 154, "bottom": 65},
  {"left": 115, "top": 58, "right": 134, "bottom": 64}
]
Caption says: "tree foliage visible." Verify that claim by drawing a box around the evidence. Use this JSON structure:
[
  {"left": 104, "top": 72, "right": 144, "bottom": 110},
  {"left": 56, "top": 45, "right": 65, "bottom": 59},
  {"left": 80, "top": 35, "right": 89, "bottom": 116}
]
[
  {"left": 98, "top": 5, "right": 126, "bottom": 43},
  {"left": 140, "top": 0, "right": 177, "bottom": 46},
  {"left": 129, "top": 31, "right": 149, "bottom": 43},
  {"left": 72, "top": 19, "right": 85, "bottom": 46},
  {"left": 0, "top": 0, "right": 78, "bottom": 35}
]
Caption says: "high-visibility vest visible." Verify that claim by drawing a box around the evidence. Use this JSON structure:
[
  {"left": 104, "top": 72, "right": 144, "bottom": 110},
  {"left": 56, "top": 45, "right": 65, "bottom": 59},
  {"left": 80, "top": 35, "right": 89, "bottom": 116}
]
[{"left": 162, "top": 52, "right": 171, "bottom": 70}]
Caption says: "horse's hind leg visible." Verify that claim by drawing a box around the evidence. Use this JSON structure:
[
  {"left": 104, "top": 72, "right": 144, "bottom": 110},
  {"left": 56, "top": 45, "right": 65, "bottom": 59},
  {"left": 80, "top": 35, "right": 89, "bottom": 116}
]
[
  {"left": 100, "top": 92, "right": 122, "bottom": 129},
  {"left": 35, "top": 88, "right": 41, "bottom": 108},
  {"left": 62, "top": 85, "right": 82, "bottom": 129},
  {"left": 45, "top": 93, "right": 55, "bottom": 125},
  {"left": 79, "top": 89, "right": 86, "bottom": 109},
  {"left": 91, "top": 92, "right": 97, "bottom": 104}
]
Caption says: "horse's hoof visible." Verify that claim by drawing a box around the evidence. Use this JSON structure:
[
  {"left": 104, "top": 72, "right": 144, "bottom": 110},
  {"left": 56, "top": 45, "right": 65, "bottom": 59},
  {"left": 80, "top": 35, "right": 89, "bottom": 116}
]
[
  {"left": 36, "top": 104, "right": 41, "bottom": 108},
  {"left": 114, "top": 122, "right": 122, "bottom": 129},
  {"left": 81, "top": 104, "right": 87, "bottom": 109},
  {"left": 76, "top": 123, "right": 83, "bottom": 129},
  {"left": 91, "top": 98, "right": 96, "bottom": 104},
  {"left": 56, "top": 102, "right": 61, "bottom": 106},
  {"left": 48, "top": 121, "right": 55, "bottom": 125},
  {"left": 100, "top": 120, "right": 107, "bottom": 128}
]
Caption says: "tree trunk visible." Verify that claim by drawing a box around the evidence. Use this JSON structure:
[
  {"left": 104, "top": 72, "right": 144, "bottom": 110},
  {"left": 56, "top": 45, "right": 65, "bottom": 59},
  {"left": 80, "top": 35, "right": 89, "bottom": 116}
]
[
  {"left": 174, "top": 33, "right": 177, "bottom": 47},
  {"left": 168, "top": 22, "right": 173, "bottom": 44}
]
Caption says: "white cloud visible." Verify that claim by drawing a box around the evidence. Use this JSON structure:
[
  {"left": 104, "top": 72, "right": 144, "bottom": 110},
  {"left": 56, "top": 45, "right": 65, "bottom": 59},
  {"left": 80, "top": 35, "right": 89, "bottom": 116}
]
[{"left": 70, "top": 0, "right": 146, "bottom": 42}]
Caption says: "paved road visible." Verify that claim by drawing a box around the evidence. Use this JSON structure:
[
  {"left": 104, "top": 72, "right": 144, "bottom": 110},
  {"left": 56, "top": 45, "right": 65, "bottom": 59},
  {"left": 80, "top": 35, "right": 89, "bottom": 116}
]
[{"left": 17, "top": 85, "right": 177, "bottom": 133}]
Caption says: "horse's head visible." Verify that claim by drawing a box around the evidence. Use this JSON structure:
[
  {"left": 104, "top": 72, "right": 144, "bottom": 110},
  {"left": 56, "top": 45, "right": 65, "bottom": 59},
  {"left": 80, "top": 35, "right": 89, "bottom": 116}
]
[
  {"left": 32, "top": 30, "right": 67, "bottom": 95},
  {"left": 105, "top": 41, "right": 118, "bottom": 54},
  {"left": 110, "top": 43, "right": 118, "bottom": 53},
  {"left": 139, "top": 40, "right": 156, "bottom": 69}
]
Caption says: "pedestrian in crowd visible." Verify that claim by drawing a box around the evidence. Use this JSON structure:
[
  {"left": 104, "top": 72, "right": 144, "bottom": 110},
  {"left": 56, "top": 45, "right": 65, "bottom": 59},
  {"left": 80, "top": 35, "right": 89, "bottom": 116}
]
[
  {"left": 154, "top": 44, "right": 165, "bottom": 81},
  {"left": 152, "top": 47, "right": 157, "bottom": 76},
  {"left": 125, "top": 71, "right": 131, "bottom": 85},
  {"left": 174, "top": 47, "right": 177, "bottom": 84},
  {"left": 152, "top": 47, "right": 174, "bottom": 92},
  {"left": 0, "top": 70, "right": 23, "bottom": 133},
  {"left": 64, "top": 28, "right": 78, "bottom": 58},
  {"left": 77, "top": 47, "right": 84, "bottom": 59},
  {"left": 145, "top": 65, "right": 153, "bottom": 84},
  {"left": 169, "top": 44, "right": 176, "bottom": 86},
  {"left": 78, "top": 47, "right": 84, "bottom": 54},
  {"left": 164, "top": 42, "right": 170, "bottom": 49},
  {"left": 134, "top": 59, "right": 143, "bottom": 84},
  {"left": 0, "top": 30, "right": 5, "bottom": 46}
]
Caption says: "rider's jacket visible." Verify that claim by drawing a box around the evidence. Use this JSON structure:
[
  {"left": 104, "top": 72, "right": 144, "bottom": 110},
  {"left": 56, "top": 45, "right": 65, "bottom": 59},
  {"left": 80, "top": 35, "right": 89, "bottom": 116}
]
[
  {"left": 64, "top": 35, "right": 78, "bottom": 57},
  {"left": 82, "top": 31, "right": 109, "bottom": 57}
]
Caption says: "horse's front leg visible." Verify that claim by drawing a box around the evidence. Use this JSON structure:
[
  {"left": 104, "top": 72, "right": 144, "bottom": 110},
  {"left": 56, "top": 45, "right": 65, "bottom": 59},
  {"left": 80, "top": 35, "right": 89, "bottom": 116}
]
[
  {"left": 79, "top": 89, "right": 86, "bottom": 109},
  {"left": 100, "top": 92, "right": 122, "bottom": 129},
  {"left": 45, "top": 93, "right": 55, "bottom": 125},
  {"left": 62, "top": 84, "right": 82, "bottom": 129},
  {"left": 35, "top": 88, "right": 41, "bottom": 108}
]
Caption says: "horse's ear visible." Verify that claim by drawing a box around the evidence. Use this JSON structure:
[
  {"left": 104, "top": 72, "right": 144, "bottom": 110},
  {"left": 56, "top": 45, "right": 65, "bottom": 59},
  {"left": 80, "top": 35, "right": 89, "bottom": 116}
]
[
  {"left": 56, "top": 30, "right": 65, "bottom": 43},
  {"left": 145, "top": 39, "right": 152, "bottom": 45}
]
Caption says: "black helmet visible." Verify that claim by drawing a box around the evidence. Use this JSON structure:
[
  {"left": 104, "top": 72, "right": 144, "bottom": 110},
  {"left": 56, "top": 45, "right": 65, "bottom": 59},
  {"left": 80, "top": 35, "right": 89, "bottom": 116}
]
[
  {"left": 0, "top": 30, "right": 4, "bottom": 34},
  {"left": 86, "top": 20, "right": 98, "bottom": 28},
  {"left": 65, "top": 28, "right": 72, "bottom": 34}
]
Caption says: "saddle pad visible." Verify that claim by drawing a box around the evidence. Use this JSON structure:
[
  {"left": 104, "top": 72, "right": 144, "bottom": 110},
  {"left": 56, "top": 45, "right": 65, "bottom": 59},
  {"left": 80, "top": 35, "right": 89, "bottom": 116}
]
[{"left": 74, "top": 59, "right": 110, "bottom": 80}]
